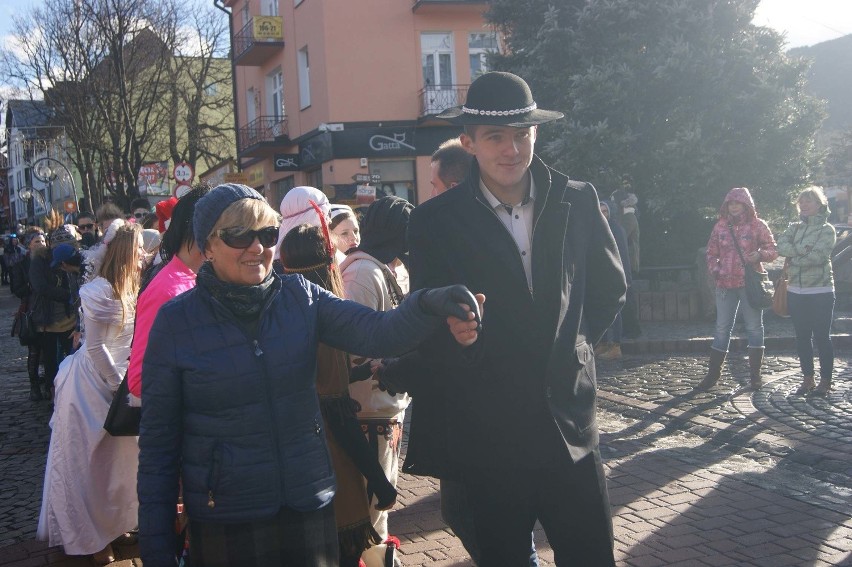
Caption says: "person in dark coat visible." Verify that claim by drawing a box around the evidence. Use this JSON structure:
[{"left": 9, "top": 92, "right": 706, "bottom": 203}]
[
  {"left": 404, "top": 72, "right": 626, "bottom": 566},
  {"left": 137, "top": 184, "right": 482, "bottom": 567}
]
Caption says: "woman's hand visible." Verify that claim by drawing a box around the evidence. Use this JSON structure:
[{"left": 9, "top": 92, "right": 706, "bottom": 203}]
[{"left": 447, "top": 293, "right": 485, "bottom": 347}]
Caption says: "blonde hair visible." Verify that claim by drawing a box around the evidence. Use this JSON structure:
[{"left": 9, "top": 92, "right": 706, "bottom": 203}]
[
  {"left": 97, "top": 222, "right": 142, "bottom": 324},
  {"left": 42, "top": 208, "right": 64, "bottom": 233},
  {"left": 797, "top": 186, "right": 829, "bottom": 214},
  {"left": 209, "top": 198, "right": 280, "bottom": 241}
]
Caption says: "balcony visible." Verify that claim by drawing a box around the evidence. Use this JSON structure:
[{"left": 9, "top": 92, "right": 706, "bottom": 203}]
[
  {"left": 233, "top": 17, "right": 285, "bottom": 66},
  {"left": 238, "top": 116, "right": 289, "bottom": 157},
  {"left": 419, "top": 84, "right": 469, "bottom": 117}
]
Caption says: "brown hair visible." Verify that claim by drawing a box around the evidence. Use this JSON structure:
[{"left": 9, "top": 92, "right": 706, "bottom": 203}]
[
  {"left": 432, "top": 138, "right": 472, "bottom": 188},
  {"left": 280, "top": 224, "right": 344, "bottom": 296}
]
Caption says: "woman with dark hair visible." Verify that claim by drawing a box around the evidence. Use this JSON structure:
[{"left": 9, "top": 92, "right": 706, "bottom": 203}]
[
  {"left": 13, "top": 229, "right": 47, "bottom": 400},
  {"left": 127, "top": 184, "right": 211, "bottom": 400},
  {"left": 777, "top": 186, "right": 837, "bottom": 395},
  {"left": 281, "top": 223, "right": 397, "bottom": 567},
  {"left": 138, "top": 184, "right": 480, "bottom": 566},
  {"left": 38, "top": 222, "right": 144, "bottom": 565}
]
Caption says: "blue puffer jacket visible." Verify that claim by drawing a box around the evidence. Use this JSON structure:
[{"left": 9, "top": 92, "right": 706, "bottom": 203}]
[{"left": 138, "top": 273, "right": 438, "bottom": 565}]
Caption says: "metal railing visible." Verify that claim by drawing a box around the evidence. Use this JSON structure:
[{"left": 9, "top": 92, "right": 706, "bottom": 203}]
[
  {"left": 233, "top": 17, "right": 284, "bottom": 62},
  {"left": 418, "top": 84, "right": 469, "bottom": 116},
  {"left": 238, "top": 115, "right": 289, "bottom": 153}
]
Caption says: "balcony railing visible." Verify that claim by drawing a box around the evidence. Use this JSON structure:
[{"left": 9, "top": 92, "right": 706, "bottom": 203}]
[
  {"left": 238, "top": 115, "right": 289, "bottom": 156},
  {"left": 419, "top": 84, "right": 469, "bottom": 117},
  {"left": 233, "top": 17, "right": 285, "bottom": 66}
]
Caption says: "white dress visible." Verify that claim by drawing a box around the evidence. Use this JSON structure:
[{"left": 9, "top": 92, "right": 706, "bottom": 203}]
[{"left": 37, "top": 277, "right": 139, "bottom": 556}]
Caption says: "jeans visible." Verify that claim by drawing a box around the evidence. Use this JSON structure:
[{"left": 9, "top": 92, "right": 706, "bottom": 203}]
[
  {"left": 441, "top": 479, "right": 539, "bottom": 566},
  {"left": 787, "top": 292, "right": 834, "bottom": 378},
  {"left": 712, "top": 287, "right": 764, "bottom": 352}
]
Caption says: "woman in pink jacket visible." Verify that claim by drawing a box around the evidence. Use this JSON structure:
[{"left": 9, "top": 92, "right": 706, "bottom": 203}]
[
  {"left": 127, "top": 186, "right": 210, "bottom": 400},
  {"left": 698, "top": 187, "right": 777, "bottom": 391}
]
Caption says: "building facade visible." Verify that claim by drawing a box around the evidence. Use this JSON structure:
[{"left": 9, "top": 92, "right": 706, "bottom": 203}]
[{"left": 221, "top": 0, "right": 496, "bottom": 208}]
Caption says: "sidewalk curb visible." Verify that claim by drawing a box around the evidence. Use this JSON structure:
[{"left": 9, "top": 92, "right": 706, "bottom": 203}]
[{"left": 622, "top": 333, "right": 852, "bottom": 355}]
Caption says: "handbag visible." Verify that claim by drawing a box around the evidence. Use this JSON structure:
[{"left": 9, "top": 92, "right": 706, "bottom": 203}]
[
  {"left": 104, "top": 373, "right": 141, "bottom": 436},
  {"left": 728, "top": 223, "right": 774, "bottom": 310},
  {"left": 772, "top": 259, "right": 790, "bottom": 317},
  {"left": 12, "top": 310, "right": 38, "bottom": 347}
]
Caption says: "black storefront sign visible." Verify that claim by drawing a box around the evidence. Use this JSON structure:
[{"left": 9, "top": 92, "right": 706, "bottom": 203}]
[
  {"left": 299, "top": 132, "right": 334, "bottom": 168},
  {"left": 330, "top": 126, "right": 462, "bottom": 159},
  {"left": 273, "top": 153, "right": 301, "bottom": 171}
]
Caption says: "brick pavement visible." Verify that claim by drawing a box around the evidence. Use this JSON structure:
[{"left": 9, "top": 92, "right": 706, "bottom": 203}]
[{"left": 0, "top": 281, "right": 850, "bottom": 566}]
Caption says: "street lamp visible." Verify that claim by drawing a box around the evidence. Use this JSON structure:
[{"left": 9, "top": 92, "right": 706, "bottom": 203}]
[{"left": 31, "top": 157, "right": 77, "bottom": 221}]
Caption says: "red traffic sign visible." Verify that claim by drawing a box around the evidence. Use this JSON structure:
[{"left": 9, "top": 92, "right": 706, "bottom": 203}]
[{"left": 173, "top": 161, "right": 194, "bottom": 184}]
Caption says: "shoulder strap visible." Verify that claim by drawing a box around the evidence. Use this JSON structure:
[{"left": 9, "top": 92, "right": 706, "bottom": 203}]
[{"left": 727, "top": 223, "right": 748, "bottom": 266}]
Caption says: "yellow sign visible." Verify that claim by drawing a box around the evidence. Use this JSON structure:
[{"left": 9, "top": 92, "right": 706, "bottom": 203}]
[
  {"left": 244, "top": 165, "right": 265, "bottom": 187},
  {"left": 253, "top": 16, "right": 283, "bottom": 40},
  {"left": 223, "top": 173, "right": 249, "bottom": 185}
]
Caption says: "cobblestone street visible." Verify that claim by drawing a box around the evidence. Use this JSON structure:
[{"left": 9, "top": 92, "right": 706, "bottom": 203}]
[{"left": 0, "top": 281, "right": 850, "bottom": 565}]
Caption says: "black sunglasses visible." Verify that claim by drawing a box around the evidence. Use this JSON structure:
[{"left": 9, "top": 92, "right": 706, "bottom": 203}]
[
  {"left": 217, "top": 226, "right": 279, "bottom": 249},
  {"left": 78, "top": 223, "right": 95, "bottom": 230},
  {"left": 134, "top": 212, "right": 147, "bottom": 219}
]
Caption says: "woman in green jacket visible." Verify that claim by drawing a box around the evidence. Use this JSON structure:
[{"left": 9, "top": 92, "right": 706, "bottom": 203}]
[{"left": 776, "top": 186, "right": 836, "bottom": 395}]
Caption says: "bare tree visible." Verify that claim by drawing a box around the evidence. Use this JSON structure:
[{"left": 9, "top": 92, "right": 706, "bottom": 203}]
[{"left": 1, "top": 0, "right": 234, "bottom": 211}]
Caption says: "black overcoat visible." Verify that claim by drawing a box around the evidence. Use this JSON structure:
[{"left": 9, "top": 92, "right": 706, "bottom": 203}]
[{"left": 404, "top": 156, "right": 626, "bottom": 478}]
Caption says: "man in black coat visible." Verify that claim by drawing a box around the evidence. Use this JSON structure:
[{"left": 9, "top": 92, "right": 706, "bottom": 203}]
[{"left": 405, "top": 72, "right": 626, "bottom": 566}]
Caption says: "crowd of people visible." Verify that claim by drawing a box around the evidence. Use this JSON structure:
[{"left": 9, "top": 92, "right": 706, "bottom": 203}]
[{"left": 5, "top": 71, "right": 840, "bottom": 567}]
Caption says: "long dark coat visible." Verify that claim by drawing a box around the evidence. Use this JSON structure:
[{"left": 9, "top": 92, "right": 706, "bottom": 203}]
[{"left": 404, "top": 155, "right": 626, "bottom": 478}]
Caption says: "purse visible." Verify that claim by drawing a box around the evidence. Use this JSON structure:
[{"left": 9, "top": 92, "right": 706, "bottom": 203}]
[
  {"left": 104, "top": 373, "right": 141, "bottom": 436},
  {"left": 772, "top": 259, "right": 790, "bottom": 317},
  {"left": 728, "top": 223, "right": 774, "bottom": 310},
  {"left": 12, "top": 310, "right": 38, "bottom": 347}
]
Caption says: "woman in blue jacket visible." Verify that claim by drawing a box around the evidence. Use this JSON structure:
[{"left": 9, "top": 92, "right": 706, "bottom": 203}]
[{"left": 138, "top": 184, "right": 481, "bottom": 567}]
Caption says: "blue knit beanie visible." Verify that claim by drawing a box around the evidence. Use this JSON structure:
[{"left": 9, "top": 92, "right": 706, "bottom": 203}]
[{"left": 193, "top": 183, "right": 265, "bottom": 252}]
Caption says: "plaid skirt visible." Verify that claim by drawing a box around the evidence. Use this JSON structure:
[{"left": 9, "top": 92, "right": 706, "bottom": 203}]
[{"left": 189, "top": 504, "right": 338, "bottom": 566}]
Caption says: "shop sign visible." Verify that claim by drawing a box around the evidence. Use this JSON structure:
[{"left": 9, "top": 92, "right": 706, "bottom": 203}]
[
  {"left": 299, "top": 132, "right": 333, "bottom": 168},
  {"left": 331, "top": 126, "right": 462, "bottom": 158},
  {"left": 253, "top": 16, "right": 283, "bottom": 40},
  {"left": 274, "top": 154, "right": 301, "bottom": 171}
]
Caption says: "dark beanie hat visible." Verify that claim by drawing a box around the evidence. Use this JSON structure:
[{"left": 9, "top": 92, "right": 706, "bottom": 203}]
[
  {"left": 193, "top": 183, "right": 265, "bottom": 252},
  {"left": 359, "top": 196, "right": 413, "bottom": 265}
]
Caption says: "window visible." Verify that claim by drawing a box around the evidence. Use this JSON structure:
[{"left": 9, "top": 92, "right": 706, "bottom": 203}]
[
  {"left": 306, "top": 167, "right": 322, "bottom": 189},
  {"left": 264, "top": 0, "right": 278, "bottom": 16},
  {"left": 469, "top": 32, "right": 498, "bottom": 81},
  {"left": 267, "top": 69, "right": 284, "bottom": 119},
  {"left": 421, "top": 33, "right": 456, "bottom": 114},
  {"left": 298, "top": 46, "right": 311, "bottom": 109},
  {"left": 246, "top": 87, "right": 258, "bottom": 123},
  {"left": 270, "top": 176, "right": 295, "bottom": 207},
  {"left": 204, "top": 83, "right": 219, "bottom": 97},
  {"left": 369, "top": 159, "right": 416, "bottom": 205}
]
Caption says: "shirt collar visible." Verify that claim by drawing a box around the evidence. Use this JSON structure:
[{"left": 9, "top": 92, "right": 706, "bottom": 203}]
[{"left": 479, "top": 175, "right": 536, "bottom": 211}]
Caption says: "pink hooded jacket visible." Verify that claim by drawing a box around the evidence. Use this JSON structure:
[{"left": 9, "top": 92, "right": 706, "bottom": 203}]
[{"left": 706, "top": 187, "right": 778, "bottom": 289}]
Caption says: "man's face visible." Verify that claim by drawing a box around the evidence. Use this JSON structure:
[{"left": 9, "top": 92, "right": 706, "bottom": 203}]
[
  {"left": 77, "top": 216, "right": 96, "bottom": 234},
  {"left": 461, "top": 125, "right": 536, "bottom": 196},
  {"left": 429, "top": 161, "right": 450, "bottom": 197}
]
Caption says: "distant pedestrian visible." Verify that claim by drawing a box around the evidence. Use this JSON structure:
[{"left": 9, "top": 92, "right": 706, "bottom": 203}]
[
  {"left": 13, "top": 229, "right": 47, "bottom": 401},
  {"left": 776, "top": 186, "right": 836, "bottom": 396},
  {"left": 611, "top": 175, "right": 640, "bottom": 273},
  {"left": 698, "top": 187, "right": 777, "bottom": 391},
  {"left": 597, "top": 200, "right": 632, "bottom": 360}
]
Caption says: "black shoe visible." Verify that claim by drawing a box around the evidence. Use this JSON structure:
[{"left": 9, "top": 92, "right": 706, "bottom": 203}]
[{"left": 29, "top": 386, "right": 43, "bottom": 401}]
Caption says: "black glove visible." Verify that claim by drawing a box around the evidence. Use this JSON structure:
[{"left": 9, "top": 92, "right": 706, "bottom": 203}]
[
  {"left": 349, "top": 361, "right": 374, "bottom": 383},
  {"left": 418, "top": 285, "right": 481, "bottom": 331}
]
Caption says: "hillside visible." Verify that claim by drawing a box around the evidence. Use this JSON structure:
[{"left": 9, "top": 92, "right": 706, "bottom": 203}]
[{"left": 790, "top": 34, "right": 852, "bottom": 136}]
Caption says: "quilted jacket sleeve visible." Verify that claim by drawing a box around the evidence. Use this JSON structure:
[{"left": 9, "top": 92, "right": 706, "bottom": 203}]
[{"left": 138, "top": 305, "right": 183, "bottom": 567}]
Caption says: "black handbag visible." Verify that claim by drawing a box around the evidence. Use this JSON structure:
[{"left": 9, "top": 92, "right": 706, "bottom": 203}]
[
  {"left": 12, "top": 310, "right": 38, "bottom": 346},
  {"left": 104, "top": 373, "right": 141, "bottom": 436},
  {"left": 728, "top": 224, "right": 773, "bottom": 310}
]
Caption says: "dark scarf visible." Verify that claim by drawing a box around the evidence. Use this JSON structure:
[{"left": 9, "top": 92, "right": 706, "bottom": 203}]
[{"left": 196, "top": 261, "right": 276, "bottom": 321}]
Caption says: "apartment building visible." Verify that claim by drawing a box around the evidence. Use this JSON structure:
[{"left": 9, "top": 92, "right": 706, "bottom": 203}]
[{"left": 221, "top": 0, "right": 496, "bottom": 207}]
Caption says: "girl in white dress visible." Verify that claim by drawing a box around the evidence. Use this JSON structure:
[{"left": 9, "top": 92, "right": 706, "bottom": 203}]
[{"left": 38, "top": 221, "right": 143, "bottom": 564}]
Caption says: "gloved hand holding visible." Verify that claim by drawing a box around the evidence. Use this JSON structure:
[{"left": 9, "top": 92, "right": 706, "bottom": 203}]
[
  {"left": 418, "top": 285, "right": 485, "bottom": 347},
  {"left": 419, "top": 285, "right": 481, "bottom": 324},
  {"left": 349, "top": 361, "right": 374, "bottom": 383}
]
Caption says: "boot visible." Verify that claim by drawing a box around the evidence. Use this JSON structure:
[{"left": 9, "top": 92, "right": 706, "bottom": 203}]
[
  {"left": 813, "top": 376, "right": 832, "bottom": 396},
  {"left": 694, "top": 349, "right": 726, "bottom": 391},
  {"left": 28, "top": 383, "right": 43, "bottom": 401},
  {"left": 598, "top": 344, "right": 622, "bottom": 360},
  {"left": 748, "top": 347, "right": 764, "bottom": 389},
  {"left": 794, "top": 375, "right": 816, "bottom": 395}
]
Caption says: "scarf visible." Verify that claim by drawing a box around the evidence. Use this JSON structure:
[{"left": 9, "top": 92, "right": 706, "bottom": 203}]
[{"left": 196, "top": 261, "right": 276, "bottom": 321}]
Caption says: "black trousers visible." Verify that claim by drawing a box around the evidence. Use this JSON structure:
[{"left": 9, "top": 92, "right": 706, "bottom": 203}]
[
  {"left": 461, "top": 449, "right": 615, "bottom": 567},
  {"left": 39, "top": 331, "right": 73, "bottom": 391}
]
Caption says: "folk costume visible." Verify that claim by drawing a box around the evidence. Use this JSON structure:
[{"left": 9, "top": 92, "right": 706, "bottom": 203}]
[{"left": 406, "top": 72, "right": 626, "bottom": 566}]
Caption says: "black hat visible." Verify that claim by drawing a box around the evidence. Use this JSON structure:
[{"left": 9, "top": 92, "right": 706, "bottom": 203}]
[
  {"left": 436, "top": 72, "right": 564, "bottom": 127},
  {"left": 359, "top": 196, "right": 413, "bottom": 265}
]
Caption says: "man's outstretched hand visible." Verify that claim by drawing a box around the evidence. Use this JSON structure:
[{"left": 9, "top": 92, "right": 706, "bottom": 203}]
[{"left": 419, "top": 285, "right": 485, "bottom": 347}]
